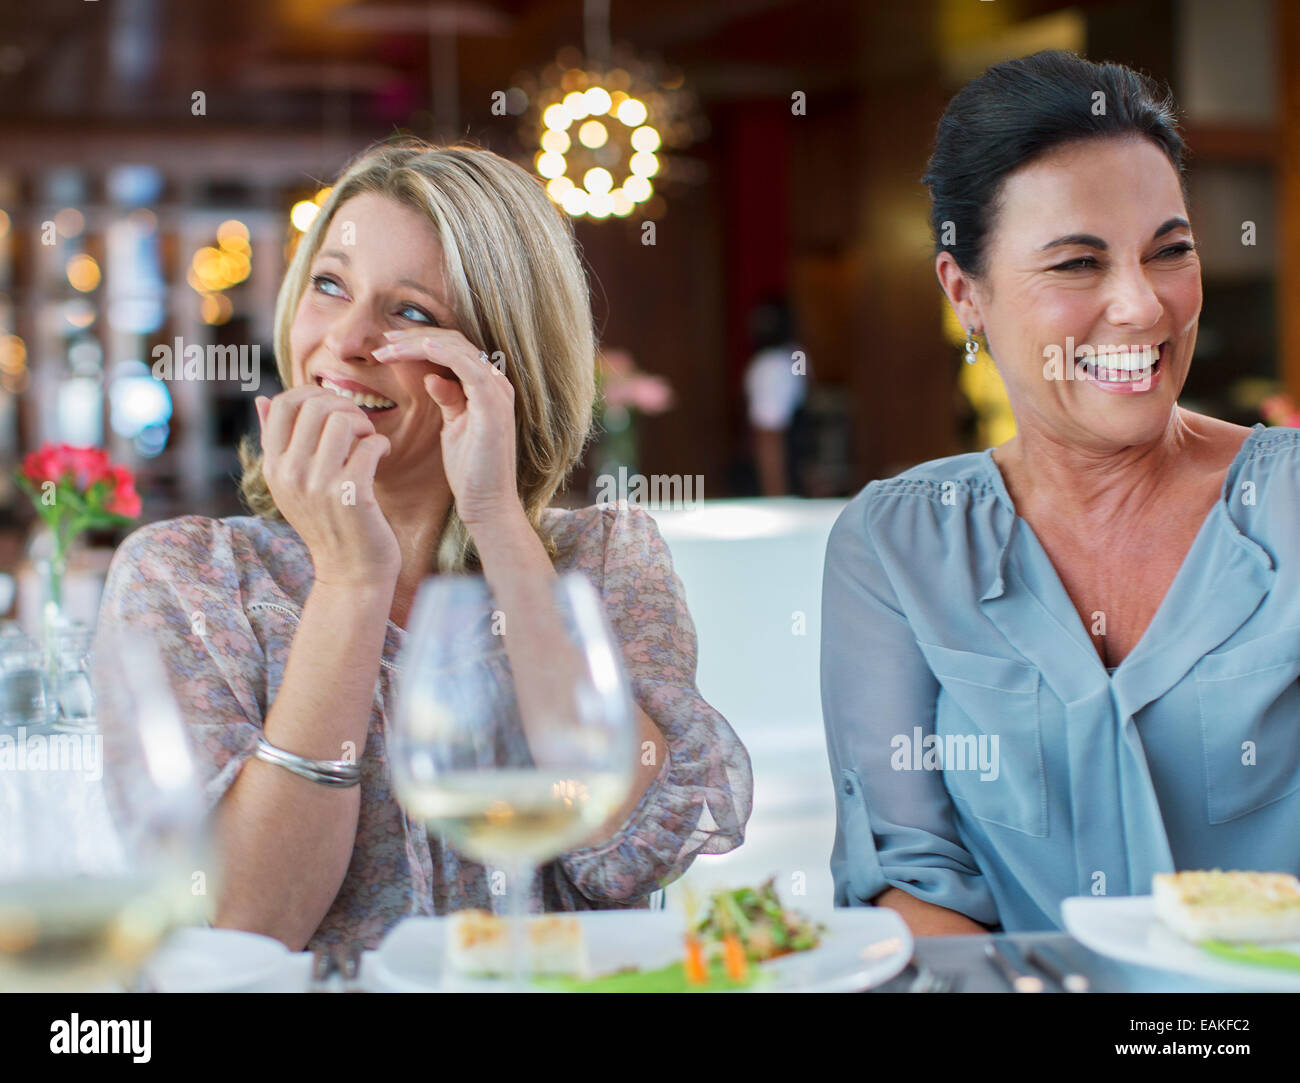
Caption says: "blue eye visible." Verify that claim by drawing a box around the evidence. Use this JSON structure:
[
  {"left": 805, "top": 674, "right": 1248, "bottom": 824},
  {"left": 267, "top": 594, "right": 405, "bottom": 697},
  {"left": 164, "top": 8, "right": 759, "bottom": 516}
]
[
  {"left": 311, "top": 273, "right": 439, "bottom": 325},
  {"left": 311, "top": 273, "right": 344, "bottom": 296},
  {"left": 398, "top": 304, "right": 438, "bottom": 326}
]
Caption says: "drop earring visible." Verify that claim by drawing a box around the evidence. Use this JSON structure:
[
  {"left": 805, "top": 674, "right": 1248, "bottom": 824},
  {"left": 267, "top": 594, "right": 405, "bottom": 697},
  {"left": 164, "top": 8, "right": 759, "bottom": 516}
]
[{"left": 965, "top": 327, "right": 980, "bottom": 364}]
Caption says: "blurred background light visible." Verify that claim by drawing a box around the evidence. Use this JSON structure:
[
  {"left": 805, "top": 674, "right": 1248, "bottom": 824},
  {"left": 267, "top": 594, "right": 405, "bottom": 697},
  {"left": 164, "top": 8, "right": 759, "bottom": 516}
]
[
  {"left": 66, "top": 254, "right": 101, "bottom": 292},
  {"left": 290, "top": 199, "right": 320, "bottom": 232},
  {"left": 109, "top": 359, "right": 172, "bottom": 441}
]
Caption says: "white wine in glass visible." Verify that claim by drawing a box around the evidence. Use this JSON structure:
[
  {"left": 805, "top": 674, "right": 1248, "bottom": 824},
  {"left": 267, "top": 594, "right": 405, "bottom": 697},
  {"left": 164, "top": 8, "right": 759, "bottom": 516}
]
[
  {"left": 391, "top": 573, "right": 637, "bottom": 987},
  {"left": 0, "top": 635, "right": 208, "bottom": 992},
  {"left": 0, "top": 874, "right": 187, "bottom": 992},
  {"left": 397, "top": 767, "right": 632, "bottom": 866}
]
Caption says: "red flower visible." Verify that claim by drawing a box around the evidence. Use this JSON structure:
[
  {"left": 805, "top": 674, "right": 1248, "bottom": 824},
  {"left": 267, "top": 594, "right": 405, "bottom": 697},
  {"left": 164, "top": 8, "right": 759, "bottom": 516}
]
[
  {"left": 17, "top": 442, "right": 142, "bottom": 523},
  {"left": 20, "top": 443, "right": 113, "bottom": 491},
  {"left": 103, "top": 464, "right": 141, "bottom": 518},
  {"left": 21, "top": 446, "right": 63, "bottom": 485},
  {"left": 68, "top": 446, "right": 111, "bottom": 490}
]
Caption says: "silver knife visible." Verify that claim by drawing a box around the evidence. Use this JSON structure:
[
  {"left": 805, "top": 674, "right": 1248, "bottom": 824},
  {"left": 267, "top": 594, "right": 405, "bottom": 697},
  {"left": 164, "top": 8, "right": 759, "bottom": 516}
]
[
  {"left": 1026, "top": 944, "right": 1090, "bottom": 993},
  {"left": 985, "top": 941, "right": 1044, "bottom": 992}
]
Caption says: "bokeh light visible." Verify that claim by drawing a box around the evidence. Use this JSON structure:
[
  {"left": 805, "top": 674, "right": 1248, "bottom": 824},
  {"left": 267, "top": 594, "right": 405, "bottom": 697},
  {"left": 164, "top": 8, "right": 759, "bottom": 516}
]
[
  {"left": 541, "top": 129, "right": 570, "bottom": 154},
  {"left": 200, "top": 292, "right": 233, "bottom": 325},
  {"left": 629, "top": 152, "right": 659, "bottom": 178},
  {"left": 542, "top": 103, "right": 572, "bottom": 131},
  {"left": 616, "top": 98, "right": 648, "bottom": 126},
  {"left": 290, "top": 200, "right": 320, "bottom": 232},
  {"left": 578, "top": 119, "right": 609, "bottom": 148},
  {"left": 66, "top": 254, "right": 101, "bottom": 292},
  {"left": 583, "top": 167, "right": 613, "bottom": 195},
  {"left": 54, "top": 208, "right": 85, "bottom": 239},
  {"left": 630, "top": 126, "right": 661, "bottom": 152}
]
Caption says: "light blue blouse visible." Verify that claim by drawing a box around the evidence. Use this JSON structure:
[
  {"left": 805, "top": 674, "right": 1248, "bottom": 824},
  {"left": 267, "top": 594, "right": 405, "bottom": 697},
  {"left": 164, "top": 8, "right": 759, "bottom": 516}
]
[{"left": 820, "top": 422, "right": 1300, "bottom": 931}]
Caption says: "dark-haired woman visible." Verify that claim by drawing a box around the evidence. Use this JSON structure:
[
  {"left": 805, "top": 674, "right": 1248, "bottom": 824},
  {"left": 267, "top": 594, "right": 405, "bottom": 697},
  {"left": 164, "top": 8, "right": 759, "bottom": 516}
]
[{"left": 821, "top": 50, "right": 1300, "bottom": 935}]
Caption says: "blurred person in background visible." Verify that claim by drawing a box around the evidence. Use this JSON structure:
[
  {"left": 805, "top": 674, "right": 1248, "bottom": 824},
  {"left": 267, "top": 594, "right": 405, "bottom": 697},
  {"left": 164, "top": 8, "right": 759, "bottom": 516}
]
[{"left": 744, "top": 298, "right": 812, "bottom": 496}]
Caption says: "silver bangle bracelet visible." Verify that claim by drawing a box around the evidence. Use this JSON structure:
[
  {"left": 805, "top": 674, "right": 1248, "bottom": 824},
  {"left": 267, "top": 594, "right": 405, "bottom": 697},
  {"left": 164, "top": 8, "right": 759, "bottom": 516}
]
[{"left": 255, "top": 736, "right": 361, "bottom": 788}]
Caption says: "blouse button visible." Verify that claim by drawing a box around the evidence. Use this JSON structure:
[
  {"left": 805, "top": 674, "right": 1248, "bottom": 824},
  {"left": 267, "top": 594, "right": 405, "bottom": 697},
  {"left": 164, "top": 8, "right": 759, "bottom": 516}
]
[{"left": 843, "top": 779, "right": 854, "bottom": 795}]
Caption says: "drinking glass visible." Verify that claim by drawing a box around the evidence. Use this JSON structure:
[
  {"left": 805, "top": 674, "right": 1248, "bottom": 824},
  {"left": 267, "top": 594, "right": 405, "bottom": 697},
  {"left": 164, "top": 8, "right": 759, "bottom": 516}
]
[
  {"left": 0, "top": 634, "right": 208, "bottom": 991},
  {"left": 389, "top": 572, "right": 637, "bottom": 988},
  {"left": 0, "top": 629, "right": 49, "bottom": 728},
  {"left": 51, "top": 622, "right": 96, "bottom": 730}
]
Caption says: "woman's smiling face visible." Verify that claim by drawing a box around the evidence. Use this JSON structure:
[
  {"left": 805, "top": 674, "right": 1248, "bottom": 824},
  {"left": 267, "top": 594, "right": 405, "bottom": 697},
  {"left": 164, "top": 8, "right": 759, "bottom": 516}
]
[
  {"left": 953, "top": 135, "right": 1202, "bottom": 452},
  {"left": 289, "top": 192, "right": 457, "bottom": 474}
]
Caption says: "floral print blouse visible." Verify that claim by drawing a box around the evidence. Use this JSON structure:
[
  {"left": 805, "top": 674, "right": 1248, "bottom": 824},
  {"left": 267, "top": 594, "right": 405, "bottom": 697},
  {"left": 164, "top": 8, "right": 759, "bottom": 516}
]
[{"left": 94, "top": 503, "right": 752, "bottom": 952}]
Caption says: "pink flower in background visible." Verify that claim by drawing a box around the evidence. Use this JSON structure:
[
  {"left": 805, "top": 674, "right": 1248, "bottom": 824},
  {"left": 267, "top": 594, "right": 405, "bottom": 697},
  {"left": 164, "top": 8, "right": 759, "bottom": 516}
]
[
  {"left": 599, "top": 348, "right": 675, "bottom": 415},
  {"left": 1261, "top": 394, "right": 1300, "bottom": 428}
]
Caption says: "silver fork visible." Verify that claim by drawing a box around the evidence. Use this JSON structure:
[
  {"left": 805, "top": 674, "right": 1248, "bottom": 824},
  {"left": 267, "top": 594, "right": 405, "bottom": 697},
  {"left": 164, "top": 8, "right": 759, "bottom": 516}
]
[
  {"left": 333, "top": 940, "right": 364, "bottom": 993},
  {"left": 308, "top": 944, "right": 336, "bottom": 992},
  {"left": 904, "top": 963, "right": 961, "bottom": 993}
]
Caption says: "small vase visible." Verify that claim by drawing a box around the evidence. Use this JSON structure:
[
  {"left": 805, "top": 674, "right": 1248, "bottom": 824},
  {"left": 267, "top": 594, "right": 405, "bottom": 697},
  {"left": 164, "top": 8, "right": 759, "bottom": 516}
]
[
  {"left": 26, "top": 527, "right": 92, "bottom": 728},
  {"left": 28, "top": 524, "right": 67, "bottom": 634}
]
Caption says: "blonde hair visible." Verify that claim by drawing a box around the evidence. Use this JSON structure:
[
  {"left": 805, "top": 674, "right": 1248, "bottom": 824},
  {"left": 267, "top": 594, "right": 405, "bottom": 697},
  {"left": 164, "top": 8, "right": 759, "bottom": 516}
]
[{"left": 239, "top": 138, "right": 597, "bottom": 571}]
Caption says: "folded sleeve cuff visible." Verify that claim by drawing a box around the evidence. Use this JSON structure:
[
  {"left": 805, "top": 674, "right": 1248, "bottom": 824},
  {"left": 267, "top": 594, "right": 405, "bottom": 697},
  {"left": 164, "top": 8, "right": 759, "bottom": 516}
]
[{"left": 832, "top": 768, "right": 1000, "bottom": 926}]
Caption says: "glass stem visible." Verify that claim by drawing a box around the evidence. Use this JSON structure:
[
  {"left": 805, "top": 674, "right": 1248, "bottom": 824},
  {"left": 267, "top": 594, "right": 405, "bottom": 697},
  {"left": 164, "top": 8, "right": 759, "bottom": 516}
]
[{"left": 506, "top": 858, "right": 531, "bottom": 990}]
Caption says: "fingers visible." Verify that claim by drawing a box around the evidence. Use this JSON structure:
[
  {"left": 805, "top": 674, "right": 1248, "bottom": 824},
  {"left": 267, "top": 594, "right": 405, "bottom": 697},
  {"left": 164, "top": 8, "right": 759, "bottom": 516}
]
[
  {"left": 419, "top": 336, "right": 497, "bottom": 395},
  {"left": 313, "top": 408, "right": 375, "bottom": 475},
  {"left": 343, "top": 433, "right": 391, "bottom": 482},
  {"left": 424, "top": 371, "right": 467, "bottom": 417},
  {"left": 284, "top": 390, "right": 370, "bottom": 462},
  {"left": 376, "top": 329, "right": 507, "bottom": 401},
  {"left": 259, "top": 385, "right": 346, "bottom": 457}
]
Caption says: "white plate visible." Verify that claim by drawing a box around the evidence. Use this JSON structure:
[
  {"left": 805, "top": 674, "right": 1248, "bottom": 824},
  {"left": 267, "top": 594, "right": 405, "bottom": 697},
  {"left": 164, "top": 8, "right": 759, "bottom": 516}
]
[
  {"left": 1062, "top": 895, "right": 1300, "bottom": 992},
  {"left": 143, "top": 927, "right": 291, "bottom": 992},
  {"left": 366, "top": 907, "right": 912, "bottom": 993}
]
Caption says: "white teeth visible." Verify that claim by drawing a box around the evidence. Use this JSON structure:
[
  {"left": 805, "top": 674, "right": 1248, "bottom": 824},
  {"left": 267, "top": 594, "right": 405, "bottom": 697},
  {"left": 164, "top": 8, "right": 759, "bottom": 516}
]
[
  {"left": 1074, "top": 344, "right": 1161, "bottom": 380},
  {"left": 320, "top": 378, "right": 395, "bottom": 409}
]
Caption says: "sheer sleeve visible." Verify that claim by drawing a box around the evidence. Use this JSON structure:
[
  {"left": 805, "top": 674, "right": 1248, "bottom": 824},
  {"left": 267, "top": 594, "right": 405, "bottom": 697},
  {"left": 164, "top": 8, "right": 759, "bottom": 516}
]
[
  {"left": 820, "top": 487, "right": 999, "bottom": 925},
  {"left": 558, "top": 504, "right": 753, "bottom": 901},
  {"left": 93, "top": 517, "right": 266, "bottom": 814}
]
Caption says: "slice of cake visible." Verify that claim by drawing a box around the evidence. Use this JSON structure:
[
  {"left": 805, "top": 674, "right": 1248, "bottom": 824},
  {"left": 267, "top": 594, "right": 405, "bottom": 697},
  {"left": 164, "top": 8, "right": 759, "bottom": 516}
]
[
  {"left": 1152, "top": 870, "right": 1300, "bottom": 943},
  {"left": 445, "top": 910, "right": 588, "bottom": 977}
]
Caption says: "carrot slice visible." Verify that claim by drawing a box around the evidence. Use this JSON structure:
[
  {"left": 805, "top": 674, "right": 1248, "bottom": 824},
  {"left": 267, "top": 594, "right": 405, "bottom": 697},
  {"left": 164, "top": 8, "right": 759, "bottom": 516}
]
[
  {"left": 684, "top": 936, "right": 708, "bottom": 984},
  {"left": 723, "top": 934, "right": 748, "bottom": 981}
]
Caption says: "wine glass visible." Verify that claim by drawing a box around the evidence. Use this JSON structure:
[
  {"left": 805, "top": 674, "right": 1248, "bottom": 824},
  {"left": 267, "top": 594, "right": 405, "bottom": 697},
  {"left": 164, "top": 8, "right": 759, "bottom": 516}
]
[
  {"left": 0, "top": 634, "right": 209, "bottom": 991},
  {"left": 390, "top": 572, "right": 638, "bottom": 988}
]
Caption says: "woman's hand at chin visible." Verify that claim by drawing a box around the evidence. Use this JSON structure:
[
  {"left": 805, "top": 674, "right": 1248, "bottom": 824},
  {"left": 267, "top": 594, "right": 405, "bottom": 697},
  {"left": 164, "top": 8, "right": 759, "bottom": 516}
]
[
  {"left": 254, "top": 386, "right": 401, "bottom": 587},
  {"left": 376, "top": 328, "right": 524, "bottom": 534}
]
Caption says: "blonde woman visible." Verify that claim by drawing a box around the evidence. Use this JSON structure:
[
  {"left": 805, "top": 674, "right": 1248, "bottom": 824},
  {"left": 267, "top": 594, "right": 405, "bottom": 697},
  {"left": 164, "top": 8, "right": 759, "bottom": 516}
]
[{"left": 94, "top": 139, "right": 752, "bottom": 953}]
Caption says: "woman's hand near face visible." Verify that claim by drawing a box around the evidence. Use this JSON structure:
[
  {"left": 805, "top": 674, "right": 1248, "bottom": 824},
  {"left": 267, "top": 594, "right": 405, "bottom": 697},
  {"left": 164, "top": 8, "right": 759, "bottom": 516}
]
[
  {"left": 254, "top": 387, "right": 400, "bottom": 586},
  {"left": 374, "top": 328, "right": 521, "bottom": 531}
]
